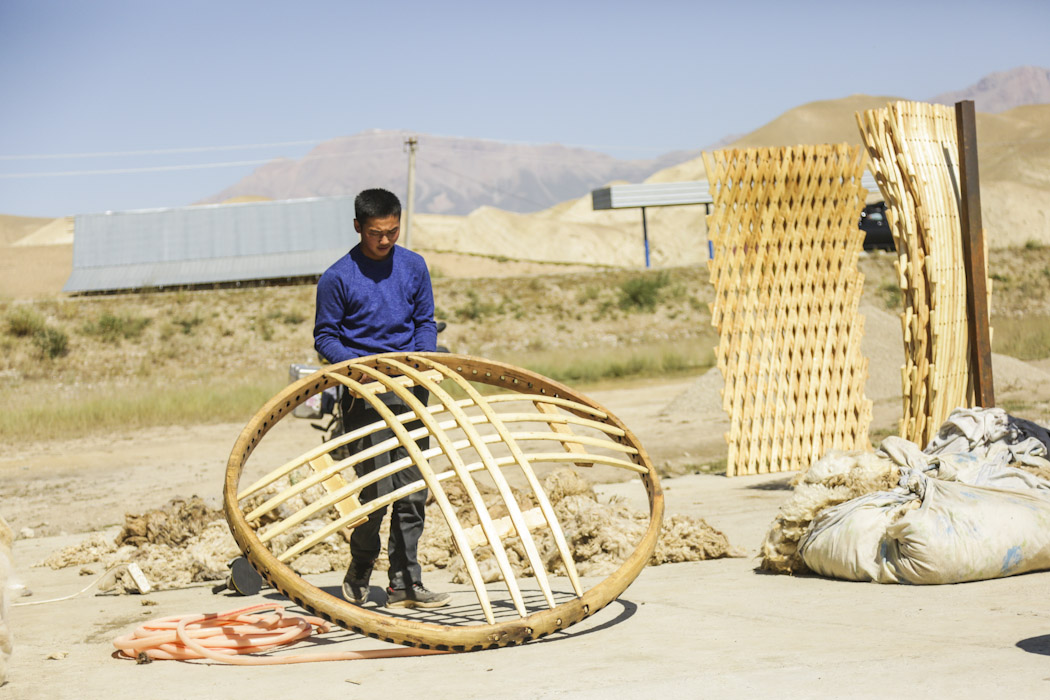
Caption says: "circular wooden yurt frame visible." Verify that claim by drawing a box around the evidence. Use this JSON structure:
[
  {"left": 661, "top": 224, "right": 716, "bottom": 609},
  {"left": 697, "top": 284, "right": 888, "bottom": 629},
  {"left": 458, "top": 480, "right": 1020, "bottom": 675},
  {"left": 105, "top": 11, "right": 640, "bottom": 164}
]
[{"left": 224, "top": 353, "right": 663, "bottom": 651}]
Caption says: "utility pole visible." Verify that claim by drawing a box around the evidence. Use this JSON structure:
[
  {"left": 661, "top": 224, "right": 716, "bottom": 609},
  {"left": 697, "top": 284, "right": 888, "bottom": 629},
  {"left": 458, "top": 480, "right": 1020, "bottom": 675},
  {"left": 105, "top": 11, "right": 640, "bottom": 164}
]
[{"left": 403, "top": 137, "right": 418, "bottom": 249}]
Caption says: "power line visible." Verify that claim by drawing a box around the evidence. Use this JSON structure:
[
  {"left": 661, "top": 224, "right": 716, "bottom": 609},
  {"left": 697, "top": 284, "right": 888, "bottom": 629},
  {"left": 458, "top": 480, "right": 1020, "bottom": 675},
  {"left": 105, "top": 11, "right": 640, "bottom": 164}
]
[
  {"left": 0, "top": 142, "right": 627, "bottom": 181},
  {"left": 0, "top": 132, "right": 694, "bottom": 163},
  {"left": 0, "top": 138, "right": 330, "bottom": 161},
  {"left": 6, "top": 132, "right": 1047, "bottom": 180},
  {"left": 0, "top": 158, "right": 275, "bottom": 178},
  {"left": 0, "top": 146, "right": 405, "bottom": 179},
  {"left": 415, "top": 155, "right": 550, "bottom": 209}
]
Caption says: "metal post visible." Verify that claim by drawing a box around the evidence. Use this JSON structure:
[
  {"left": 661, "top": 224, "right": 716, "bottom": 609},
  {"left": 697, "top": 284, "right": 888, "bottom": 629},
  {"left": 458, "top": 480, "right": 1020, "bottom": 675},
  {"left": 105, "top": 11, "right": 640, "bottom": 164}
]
[
  {"left": 955, "top": 100, "right": 994, "bottom": 407},
  {"left": 705, "top": 203, "right": 712, "bottom": 260},
  {"left": 641, "top": 206, "right": 650, "bottom": 268},
  {"left": 403, "top": 137, "right": 418, "bottom": 249}
]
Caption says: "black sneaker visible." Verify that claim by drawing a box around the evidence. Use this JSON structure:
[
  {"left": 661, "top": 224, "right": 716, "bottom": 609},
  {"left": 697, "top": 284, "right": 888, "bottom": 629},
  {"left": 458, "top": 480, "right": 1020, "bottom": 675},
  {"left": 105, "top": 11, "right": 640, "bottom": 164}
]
[
  {"left": 341, "top": 560, "right": 373, "bottom": 605},
  {"left": 385, "top": 582, "right": 451, "bottom": 609}
]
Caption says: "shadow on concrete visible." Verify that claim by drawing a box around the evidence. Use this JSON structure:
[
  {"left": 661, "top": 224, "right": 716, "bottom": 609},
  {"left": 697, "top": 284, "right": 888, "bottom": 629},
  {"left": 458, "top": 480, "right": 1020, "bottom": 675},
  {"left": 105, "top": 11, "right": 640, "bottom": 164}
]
[
  {"left": 533, "top": 598, "right": 639, "bottom": 645},
  {"left": 263, "top": 583, "right": 638, "bottom": 646},
  {"left": 745, "top": 476, "right": 794, "bottom": 490},
  {"left": 1016, "top": 634, "right": 1050, "bottom": 655}
]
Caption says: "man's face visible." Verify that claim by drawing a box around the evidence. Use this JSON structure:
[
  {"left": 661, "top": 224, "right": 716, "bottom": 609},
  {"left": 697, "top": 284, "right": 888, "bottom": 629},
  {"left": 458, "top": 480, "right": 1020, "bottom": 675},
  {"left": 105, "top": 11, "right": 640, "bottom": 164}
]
[{"left": 354, "top": 214, "right": 400, "bottom": 260}]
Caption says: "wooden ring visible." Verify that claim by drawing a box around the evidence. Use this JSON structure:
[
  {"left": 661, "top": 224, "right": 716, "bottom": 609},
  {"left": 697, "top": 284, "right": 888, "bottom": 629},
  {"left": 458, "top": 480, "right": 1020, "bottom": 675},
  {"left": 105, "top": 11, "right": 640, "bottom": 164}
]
[{"left": 223, "top": 353, "right": 663, "bottom": 651}]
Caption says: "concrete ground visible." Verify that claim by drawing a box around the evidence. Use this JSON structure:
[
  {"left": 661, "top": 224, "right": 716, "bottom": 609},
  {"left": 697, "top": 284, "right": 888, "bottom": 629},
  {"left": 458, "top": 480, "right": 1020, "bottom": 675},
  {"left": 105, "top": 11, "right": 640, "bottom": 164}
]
[{"left": 7, "top": 470, "right": 1050, "bottom": 699}]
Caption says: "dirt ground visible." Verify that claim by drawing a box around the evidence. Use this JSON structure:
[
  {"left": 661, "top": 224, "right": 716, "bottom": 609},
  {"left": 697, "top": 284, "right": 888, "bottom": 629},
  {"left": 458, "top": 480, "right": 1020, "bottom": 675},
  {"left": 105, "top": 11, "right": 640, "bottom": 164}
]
[
  {"left": 6, "top": 221, "right": 1050, "bottom": 695},
  {"left": 5, "top": 375, "right": 1050, "bottom": 698}
]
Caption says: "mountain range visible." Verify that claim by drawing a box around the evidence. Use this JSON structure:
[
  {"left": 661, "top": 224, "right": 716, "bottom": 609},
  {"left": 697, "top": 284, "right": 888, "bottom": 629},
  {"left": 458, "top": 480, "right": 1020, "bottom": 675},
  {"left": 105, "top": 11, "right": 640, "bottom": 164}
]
[
  {"left": 201, "top": 131, "right": 699, "bottom": 215},
  {"left": 931, "top": 65, "right": 1050, "bottom": 113},
  {"left": 204, "top": 66, "right": 1050, "bottom": 216}
]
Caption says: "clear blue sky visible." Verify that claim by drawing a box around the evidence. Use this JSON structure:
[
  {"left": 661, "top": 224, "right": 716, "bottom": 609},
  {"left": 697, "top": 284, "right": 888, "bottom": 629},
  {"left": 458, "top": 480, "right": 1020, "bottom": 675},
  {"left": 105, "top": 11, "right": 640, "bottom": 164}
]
[{"left": 2, "top": 0, "right": 1048, "bottom": 217}]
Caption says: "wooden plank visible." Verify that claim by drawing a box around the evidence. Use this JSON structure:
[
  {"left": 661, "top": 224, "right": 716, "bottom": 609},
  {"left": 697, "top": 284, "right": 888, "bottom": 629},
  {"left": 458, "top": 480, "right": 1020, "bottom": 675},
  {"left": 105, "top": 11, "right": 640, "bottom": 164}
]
[
  {"left": 534, "top": 401, "right": 594, "bottom": 467},
  {"left": 955, "top": 99, "right": 995, "bottom": 408},
  {"left": 463, "top": 507, "right": 547, "bottom": 549},
  {"left": 356, "top": 368, "right": 445, "bottom": 396},
  {"left": 307, "top": 454, "right": 367, "bottom": 529}
]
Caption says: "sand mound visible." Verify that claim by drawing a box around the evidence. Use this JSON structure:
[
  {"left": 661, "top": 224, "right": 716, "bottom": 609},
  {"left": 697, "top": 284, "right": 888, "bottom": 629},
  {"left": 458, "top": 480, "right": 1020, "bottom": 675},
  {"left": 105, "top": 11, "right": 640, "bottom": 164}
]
[
  {"left": 662, "top": 366, "right": 726, "bottom": 419},
  {"left": 0, "top": 214, "right": 51, "bottom": 247},
  {"left": 415, "top": 204, "right": 708, "bottom": 268},
  {"left": 11, "top": 217, "right": 73, "bottom": 247},
  {"left": 993, "top": 352, "right": 1050, "bottom": 392},
  {"left": 859, "top": 303, "right": 906, "bottom": 403},
  {"left": 662, "top": 302, "right": 907, "bottom": 420}
]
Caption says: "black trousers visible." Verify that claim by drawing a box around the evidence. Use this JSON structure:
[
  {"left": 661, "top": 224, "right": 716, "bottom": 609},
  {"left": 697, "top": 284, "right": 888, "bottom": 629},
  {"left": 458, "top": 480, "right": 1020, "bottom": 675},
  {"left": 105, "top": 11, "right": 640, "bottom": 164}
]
[{"left": 341, "top": 386, "right": 429, "bottom": 589}]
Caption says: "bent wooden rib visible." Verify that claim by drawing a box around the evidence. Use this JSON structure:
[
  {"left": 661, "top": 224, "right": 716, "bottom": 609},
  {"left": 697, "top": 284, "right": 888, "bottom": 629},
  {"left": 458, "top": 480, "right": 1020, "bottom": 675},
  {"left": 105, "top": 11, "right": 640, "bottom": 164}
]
[{"left": 223, "top": 353, "right": 663, "bottom": 651}]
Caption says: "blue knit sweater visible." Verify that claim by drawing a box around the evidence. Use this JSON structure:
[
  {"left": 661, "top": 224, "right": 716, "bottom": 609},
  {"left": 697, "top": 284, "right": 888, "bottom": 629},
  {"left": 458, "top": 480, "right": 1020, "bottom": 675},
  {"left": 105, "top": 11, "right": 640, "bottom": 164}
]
[{"left": 313, "top": 244, "right": 437, "bottom": 364}]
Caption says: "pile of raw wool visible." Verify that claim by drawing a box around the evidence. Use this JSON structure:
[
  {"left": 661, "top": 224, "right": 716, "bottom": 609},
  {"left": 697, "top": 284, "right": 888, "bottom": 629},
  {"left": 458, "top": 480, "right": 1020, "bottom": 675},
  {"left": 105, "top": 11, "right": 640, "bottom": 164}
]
[
  {"left": 39, "top": 469, "right": 741, "bottom": 593},
  {"left": 39, "top": 496, "right": 240, "bottom": 593},
  {"left": 1, "top": 515, "right": 14, "bottom": 685},
  {"left": 240, "top": 467, "right": 742, "bottom": 581},
  {"left": 239, "top": 469, "right": 354, "bottom": 576},
  {"left": 759, "top": 451, "right": 900, "bottom": 575},
  {"left": 421, "top": 469, "right": 743, "bottom": 584}
]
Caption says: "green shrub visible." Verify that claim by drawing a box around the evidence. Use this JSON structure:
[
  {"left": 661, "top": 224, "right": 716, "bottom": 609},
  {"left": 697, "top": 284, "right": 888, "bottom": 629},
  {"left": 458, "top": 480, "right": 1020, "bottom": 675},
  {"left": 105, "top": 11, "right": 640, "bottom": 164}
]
[
  {"left": 32, "top": 326, "right": 69, "bottom": 359},
  {"left": 877, "top": 282, "right": 903, "bottom": 309},
  {"left": 280, "top": 309, "right": 306, "bottom": 325},
  {"left": 172, "top": 313, "right": 205, "bottom": 335},
  {"left": 455, "top": 290, "right": 498, "bottom": 321},
  {"left": 82, "top": 312, "right": 151, "bottom": 343},
  {"left": 618, "top": 272, "right": 670, "bottom": 312},
  {"left": 6, "top": 307, "right": 46, "bottom": 337},
  {"left": 255, "top": 318, "right": 274, "bottom": 341},
  {"left": 576, "top": 285, "right": 601, "bottom": 304},
  {"left": 1025, "top": 238, "right": 1043, "bottom": 250}
]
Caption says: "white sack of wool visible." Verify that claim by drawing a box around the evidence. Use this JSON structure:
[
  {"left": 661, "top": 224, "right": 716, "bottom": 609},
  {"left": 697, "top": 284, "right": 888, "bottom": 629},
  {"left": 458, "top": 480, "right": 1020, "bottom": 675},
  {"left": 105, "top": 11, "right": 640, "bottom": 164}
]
[{"left": 799, "top": 469, "right": 1050, "bottom": 583}]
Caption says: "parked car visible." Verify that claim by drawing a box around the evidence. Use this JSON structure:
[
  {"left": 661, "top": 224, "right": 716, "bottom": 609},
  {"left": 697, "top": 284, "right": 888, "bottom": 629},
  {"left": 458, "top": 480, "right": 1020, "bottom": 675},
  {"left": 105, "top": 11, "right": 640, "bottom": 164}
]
[{"left": 860, "top": 202, "right": 894, "bottom": 251}]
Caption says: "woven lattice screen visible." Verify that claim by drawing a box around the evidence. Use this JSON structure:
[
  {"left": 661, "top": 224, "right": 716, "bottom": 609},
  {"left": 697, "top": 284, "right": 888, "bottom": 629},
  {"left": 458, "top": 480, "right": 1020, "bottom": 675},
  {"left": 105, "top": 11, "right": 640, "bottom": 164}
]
[
  {"left": 703, "top": 144, "right": 872, "bottom": 476},
  {"left": 856, "top": 101, "right": 988, "bottom": 446}
]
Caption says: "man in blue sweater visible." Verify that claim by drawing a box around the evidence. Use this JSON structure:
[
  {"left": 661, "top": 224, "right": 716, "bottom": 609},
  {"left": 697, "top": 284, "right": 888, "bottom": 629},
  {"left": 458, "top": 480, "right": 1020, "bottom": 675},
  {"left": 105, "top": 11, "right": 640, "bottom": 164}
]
[{"left": 314, "top": 188, "right": 450, "bottom": 609}]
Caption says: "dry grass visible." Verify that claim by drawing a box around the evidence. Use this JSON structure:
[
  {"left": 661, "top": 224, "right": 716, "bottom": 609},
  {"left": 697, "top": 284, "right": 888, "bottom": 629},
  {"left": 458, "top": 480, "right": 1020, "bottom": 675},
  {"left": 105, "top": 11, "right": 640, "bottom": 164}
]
[
  {"left": 991, "top": 314, "right": 1050, "bottom": 360},
  {"left": 0, "top": 267, "right": 717, "bottom": 446},
  {"left": 2, "top": 250, "right": 1049, "bottom": 447},
  {"left": 500, "top": 339, "right": 716, "bottom": 385},
  {"left": 0, "top": 371, "right": 284, "bottom": 443}
]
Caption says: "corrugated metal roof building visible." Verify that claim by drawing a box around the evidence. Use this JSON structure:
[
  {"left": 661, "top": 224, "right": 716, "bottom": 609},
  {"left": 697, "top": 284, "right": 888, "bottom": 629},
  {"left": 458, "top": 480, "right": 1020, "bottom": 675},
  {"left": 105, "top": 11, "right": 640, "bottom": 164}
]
[{"left": 64, "top": 196, "right": 356, "bottom": 293}]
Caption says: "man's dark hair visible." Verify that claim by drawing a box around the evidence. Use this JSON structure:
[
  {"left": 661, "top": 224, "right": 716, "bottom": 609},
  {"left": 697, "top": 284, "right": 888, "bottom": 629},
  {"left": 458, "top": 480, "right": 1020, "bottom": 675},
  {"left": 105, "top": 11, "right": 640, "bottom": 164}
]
[{"left": 355, "top": 188, "right": 401, "bottom": 224}]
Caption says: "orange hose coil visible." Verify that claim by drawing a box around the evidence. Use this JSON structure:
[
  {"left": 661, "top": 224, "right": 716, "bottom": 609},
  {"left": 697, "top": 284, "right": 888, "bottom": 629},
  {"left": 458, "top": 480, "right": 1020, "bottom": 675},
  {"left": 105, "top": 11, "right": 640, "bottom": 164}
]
[{"left": 112, "top": 603, "right": 447, "bottom": 664}]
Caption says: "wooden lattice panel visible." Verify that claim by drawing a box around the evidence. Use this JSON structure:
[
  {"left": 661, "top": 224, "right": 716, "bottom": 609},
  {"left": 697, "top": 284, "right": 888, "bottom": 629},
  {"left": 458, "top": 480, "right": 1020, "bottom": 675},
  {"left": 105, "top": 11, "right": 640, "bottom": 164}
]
[
  {"left": 703, "top": 144, "right": 872, "bottom": 477},
  {"left": 856, "top": 101, "right": 989, "bottom": 446},
  {"left": 224, "top": 353, "right": 663, "bottom": 651}
]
